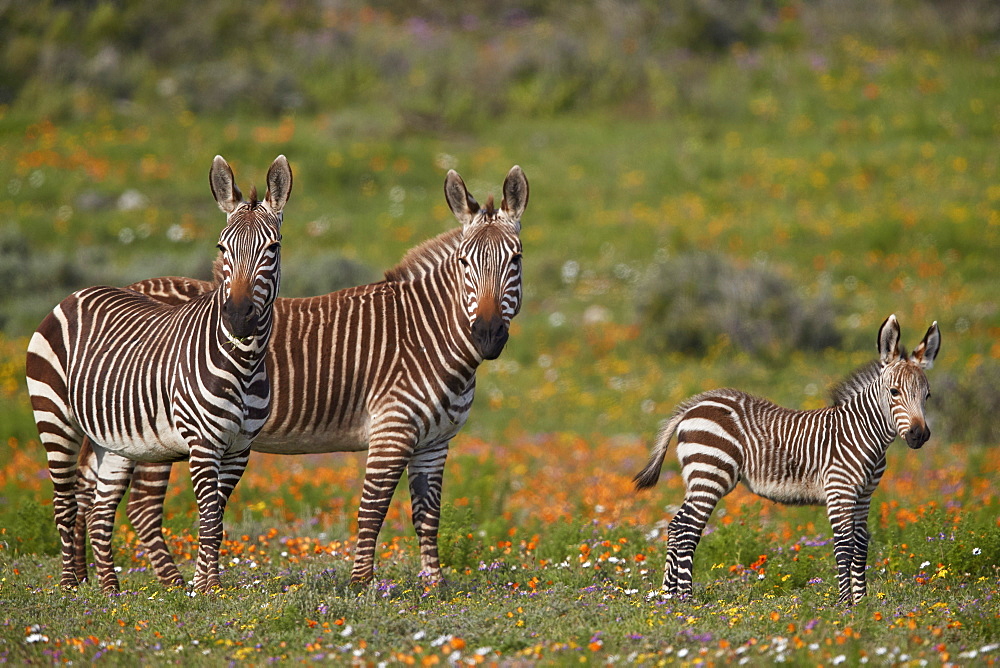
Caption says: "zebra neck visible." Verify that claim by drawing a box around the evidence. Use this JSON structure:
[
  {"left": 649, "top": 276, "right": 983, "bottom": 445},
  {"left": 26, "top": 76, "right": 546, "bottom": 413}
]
[
  {"left": 407, "top": 258, "right": 482, "bottom": 372},
  {"left": 835, "top": 381, "right": 897, "bottom": 449}
]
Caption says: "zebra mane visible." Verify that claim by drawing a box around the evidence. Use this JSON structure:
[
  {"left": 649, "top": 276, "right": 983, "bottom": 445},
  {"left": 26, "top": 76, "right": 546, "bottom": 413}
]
[
  {"left": 384, "top": 227, "right": 464, "bottom": 282},
  {"left": 830, "top": 361, "right": 880, "bottom": 406},
  {"left": 245, "top": 186, "right": 261, "bottom": 209},
  {"left": 829, "top": 345, "right": 909, "bottom": 405}
]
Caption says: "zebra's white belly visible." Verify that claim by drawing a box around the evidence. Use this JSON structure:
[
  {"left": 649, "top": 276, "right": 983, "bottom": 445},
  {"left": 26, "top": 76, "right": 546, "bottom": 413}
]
[
  {"left": 742, "top": 474, "right": 826, "bottom": 506},
  {"left": 91, "top": 428, "right": 191, "bottom": 463}
]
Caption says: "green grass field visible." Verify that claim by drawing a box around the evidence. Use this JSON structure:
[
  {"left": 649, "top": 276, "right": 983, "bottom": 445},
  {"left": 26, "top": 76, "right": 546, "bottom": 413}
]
[{"left": 1, "top": 1, "right": 999, "bottom": 664}]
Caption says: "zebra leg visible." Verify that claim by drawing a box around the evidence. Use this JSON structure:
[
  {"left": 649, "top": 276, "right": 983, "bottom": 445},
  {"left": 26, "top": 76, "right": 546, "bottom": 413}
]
[
  {"left": 126, "top": 462, "right": 184, "bottom": 587},
  {"left": 849, "top": 496, "right": 874, "bottom": 604},
  {"left": 188, "top": 448, "right": 225, "bottom": 593},
  {"left": 87, "top": 447, "right": 136, "bottom": 593},
  {"left": 40, "top": 428, "right": 86, "bottom": 589},
  {"left": 188, "top": 445, "right": 249, "bottom": 593},
  {"left": 850, "top": 457, "right": 885, "bottom": 603},
  {"left": 825, "top": 494, "right": 858, "bottom": 605},
  {"left": 664, "top": 488, "right": 723, "bottom": 598},
  {"left": 351, "top": 430, "right": 416, "bottom": 585},
  {"left": 72, "top": 438, "right": 100, "bottom": 585},
  {"left": 407, "top": 441, "right": 450, "bottom": 584}
]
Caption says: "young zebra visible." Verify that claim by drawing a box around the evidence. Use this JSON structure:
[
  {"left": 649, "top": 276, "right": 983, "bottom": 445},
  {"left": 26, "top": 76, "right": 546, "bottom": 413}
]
[
  {"left": 26, "top": 156, "right": 291, "bottom": 593},
  {"left": 634, "top": 315, "right": 940, "bottom": 604},
  {"left": 73, "top": 166, "right": 528, "bottom": 587}
]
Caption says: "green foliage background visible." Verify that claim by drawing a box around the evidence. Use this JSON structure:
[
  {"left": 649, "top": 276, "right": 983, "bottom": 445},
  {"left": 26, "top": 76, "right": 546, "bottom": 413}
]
[{"left": 0, "top": 0, "right": 999, "bottom": 663}]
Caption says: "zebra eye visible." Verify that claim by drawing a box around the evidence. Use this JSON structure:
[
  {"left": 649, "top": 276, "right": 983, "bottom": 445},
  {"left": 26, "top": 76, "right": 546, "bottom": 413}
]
[
  {"left": 889, "top": 388, "right": 901, "bottom": 397},
  {"left": 458, "top": 256, "right": 470, "bottom": 267},
  {"left": 216, "top": 243, "right": 226, "bottom": 253},
  {"left": 267, "top": 241, "right": 281, "bottom": 251}
]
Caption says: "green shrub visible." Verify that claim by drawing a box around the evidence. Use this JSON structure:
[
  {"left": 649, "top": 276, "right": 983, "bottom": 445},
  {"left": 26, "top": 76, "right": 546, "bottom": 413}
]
[
  {"left": 927, "top": 360, "right": 1000, "bottom": 446},
  {"left": 635, "top": 251, "right": 841, "bottom": 358},
  {"left": 1, "top": 497, "right": 60, "bottom": 556},
  {"left": 279, "top": 253, "right": 377, "bottom": 299}
]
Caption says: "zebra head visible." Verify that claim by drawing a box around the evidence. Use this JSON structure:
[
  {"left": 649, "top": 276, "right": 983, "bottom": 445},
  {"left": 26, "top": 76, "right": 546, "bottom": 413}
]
[
  {"left": 210, "top": 155, "right": 292, "bottom": 341},
  {"left": 877, "top": 314, "right": 941, "bottom": 449},
  {"left": 444, "top": 166, "right": 528, "bottom": 361}
]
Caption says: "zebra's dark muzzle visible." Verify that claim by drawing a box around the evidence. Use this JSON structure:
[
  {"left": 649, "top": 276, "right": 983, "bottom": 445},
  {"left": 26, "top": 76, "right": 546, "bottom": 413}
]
[
  {"left": 223, "top": 296, "right": 258, "bottom": 340},
  {"left": 904, "top": 423, "right": 930, "bottom": 449},
  {"left": 471, "top": 315, "right": 509, "bottom": 360}
]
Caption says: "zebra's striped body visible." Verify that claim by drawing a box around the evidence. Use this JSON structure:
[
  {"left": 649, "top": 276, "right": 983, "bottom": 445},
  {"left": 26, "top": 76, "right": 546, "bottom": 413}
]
[
  {"left": 634, "top": 315, "right": 940, "bottom": 604},
  {"left": 28, "top": 155, "right": 292, "bottom": 593},
  {"left": 75, "top": 166, "right": 528, "bottom": 586}
]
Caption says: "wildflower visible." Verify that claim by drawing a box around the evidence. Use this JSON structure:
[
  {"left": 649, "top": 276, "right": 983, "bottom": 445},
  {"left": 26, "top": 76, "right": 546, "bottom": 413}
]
[
  {"left": 973, "top": 548, "right": 982, "bottom": 556},
  {"left": 920, "top": 561, "right": 931, "bottom": 569}
]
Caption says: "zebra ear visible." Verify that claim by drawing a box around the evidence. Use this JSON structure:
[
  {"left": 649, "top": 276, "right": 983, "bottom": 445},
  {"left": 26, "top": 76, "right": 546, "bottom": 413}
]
[
  {"left": 265, "top": 155, "right": 293, "bottom": 216},
  {"left": 500, "top": 165, "right": 529, "bottom": 227},
  {"left": 910, "top": 321, "right": 940, "bottom": 369},
  {"left": 210, "top": 155, "right": 243, "bottom": 214},
  {"left": 444, "top": 170, "right": 480, "bottom": 229},
  {"left": 877, "top": 314, "right": 901, "bottom": 364}
]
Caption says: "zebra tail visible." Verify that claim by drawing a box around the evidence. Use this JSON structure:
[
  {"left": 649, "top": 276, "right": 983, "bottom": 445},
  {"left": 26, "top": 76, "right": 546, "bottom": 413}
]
[{"left": 633, "top": 411, "right": 684, "bottom": 490}]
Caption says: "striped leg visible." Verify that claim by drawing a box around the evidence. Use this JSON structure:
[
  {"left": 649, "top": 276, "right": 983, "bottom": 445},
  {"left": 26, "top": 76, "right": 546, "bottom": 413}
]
[
  {"left": 190, "top": 446, "right": 250, "bottom": 593},
  {"left": 42, "top": 433, "right": 85, "bottom": 589},
  {"left": 667, "top": 437, "right": 739, "bottom": 598},
  {"left": 849, "top": 494, "right": 874, "bottom": 604},
  {"left": 664, "top": 491, "right": 724, "bottom": 597},
  {"left": 73, "top": 442, "right": 99, "bottom": 584},
  {"left": 126, "top": 462, "right": 184, "bottom": 587},
  {"left": 408, "top": 440, "right": 450, "bottom": 583},
  {"left": 188, "top": 446, "right": 231, "bottom": 593},
  {"left": 825, "top": 492, "right": 858, "bottom": 604},
  {"left": 351, "top": 427, "right": 417, "bottom": 585},
  {"left": 88, "top": 447, "right": 135, "bottom": 593},
  {"left": 850, "top": 456, "right": 886, "bottom": 603}
]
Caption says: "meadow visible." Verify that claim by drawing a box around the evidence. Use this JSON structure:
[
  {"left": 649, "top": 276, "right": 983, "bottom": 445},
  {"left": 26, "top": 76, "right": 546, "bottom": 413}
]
[{"left": 1, "top": 1, "right": 999, "bottom": 664}]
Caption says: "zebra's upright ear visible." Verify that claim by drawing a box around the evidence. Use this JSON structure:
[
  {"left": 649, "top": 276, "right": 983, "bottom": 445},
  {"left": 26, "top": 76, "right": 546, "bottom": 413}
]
[
  {"left": 444, "top": 170, "right": 480, "bottom": 229},
  {"left": 210, "top": 155, "right": 243, "bottom": 214},
  {"left": 910, "top": 321, "right": 940, "bottom": 369},
  {"left": 265, "top": 155, "right": 293, "bottom": 216},
  {"left": 500, "top": 165, "right": 529, "bottom": 228},
  {"left": 877, "top": 314, "right": 901, "bottom": 364}
]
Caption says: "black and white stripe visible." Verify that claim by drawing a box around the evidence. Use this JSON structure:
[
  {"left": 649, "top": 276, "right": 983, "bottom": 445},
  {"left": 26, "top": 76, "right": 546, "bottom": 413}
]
[
  {"left": 74, "top": 166, "right": 527, "bottom": 587},
  {"left": 27, "top": 155, "right": 291, "bottom": 593},
  {"left": 634, "top": 315, "right": 940, "bottom": 604}
]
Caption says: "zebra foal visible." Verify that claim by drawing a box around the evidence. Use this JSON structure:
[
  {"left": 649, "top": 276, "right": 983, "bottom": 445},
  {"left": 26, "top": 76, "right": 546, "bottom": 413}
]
[
  {"left": 634, "top": 315, "right": 940, "bottom": 604},
  {"left": 26, "top": 155, "right": 291, "bottom": 593},
  {"left": 74, "top": 166, "right": 528, "bottom": 587}
]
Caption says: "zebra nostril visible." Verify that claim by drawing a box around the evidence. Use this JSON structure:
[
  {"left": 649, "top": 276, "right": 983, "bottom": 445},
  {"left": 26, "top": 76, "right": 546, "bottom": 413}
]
[{"left": 223, "top": 297, "right": 257, "bottom": 338}]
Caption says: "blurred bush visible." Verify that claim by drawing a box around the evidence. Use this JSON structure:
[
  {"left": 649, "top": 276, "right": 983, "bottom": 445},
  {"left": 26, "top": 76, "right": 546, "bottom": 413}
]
[
  {"left": 928, "top": 360, "right": 1000, "bottom": 446},
  {"left": 279, "top": 253, "right": 377, "bottom": 299},
  {"left": 635, "top": 251, "right": 841, "bottom": 358},
  {"left": 0, "top": 225, "right": 375, "bottom": 334},
  {"left": 2, "top": 0, "right": 996, "bottom": 123}
]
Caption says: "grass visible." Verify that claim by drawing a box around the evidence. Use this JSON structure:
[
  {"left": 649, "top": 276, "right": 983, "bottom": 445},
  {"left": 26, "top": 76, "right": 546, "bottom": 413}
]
[
  {"left": 2, "top": 0, "right": 1000, "bottom": 664},
  {"left": 1, "top": 439, "right": 999, "bottom": 664}
]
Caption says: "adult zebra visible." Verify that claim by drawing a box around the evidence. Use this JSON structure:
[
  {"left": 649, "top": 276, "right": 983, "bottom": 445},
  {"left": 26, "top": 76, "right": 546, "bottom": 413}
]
[
  {"left": 74, "top": 165, "right": 528, "bottom": 587},
  {"left": 634, "top": 315, "right": 940, "bottom": 604},
  {"left": 27, "top": 155, "right": 292, "bottom": 593}
]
